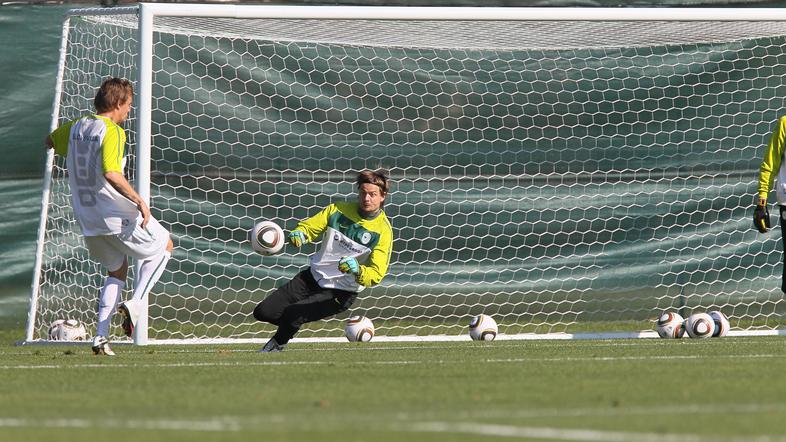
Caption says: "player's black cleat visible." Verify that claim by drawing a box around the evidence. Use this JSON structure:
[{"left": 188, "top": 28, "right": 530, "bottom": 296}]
[
  {"left": 259, "top": 338, "right": 285, "bottom": 353},
  {"left": 118, "top": 299, "right": 141, "bottom": 337}
]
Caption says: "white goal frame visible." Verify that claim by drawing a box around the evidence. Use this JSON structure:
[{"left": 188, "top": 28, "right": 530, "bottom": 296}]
[{"left": 27, "top": 4, "right": 786, "bottom": 345}]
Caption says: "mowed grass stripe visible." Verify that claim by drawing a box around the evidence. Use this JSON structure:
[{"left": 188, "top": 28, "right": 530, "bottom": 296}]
[
  {"left": 2, "top": 351, "right": 786, "bottom": 370},
  {"left": 2, "top": 402, "right": 786, "bottom": 438}
]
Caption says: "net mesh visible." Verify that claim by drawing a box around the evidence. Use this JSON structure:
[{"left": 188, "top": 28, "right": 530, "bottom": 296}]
[{"left": 32, "top": 9, "right": 786, "bottom": 342}]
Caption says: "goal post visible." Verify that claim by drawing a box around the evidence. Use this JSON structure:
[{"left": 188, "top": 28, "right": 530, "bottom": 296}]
[{"left": 27, "top": 4, "right": 786, "bottom": 345}]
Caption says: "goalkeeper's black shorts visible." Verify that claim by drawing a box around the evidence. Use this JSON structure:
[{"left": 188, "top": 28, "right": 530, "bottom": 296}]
[{"left": 252, "top": 268, "right": 357, "bottom": 343}]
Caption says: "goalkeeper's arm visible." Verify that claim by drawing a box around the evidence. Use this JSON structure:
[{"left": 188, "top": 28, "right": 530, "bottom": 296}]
[
  {"left": 354, "top": 232, "right": 393, "bottom": 287},
  {"left": 291, "top": 204, "right": 334, "bottom": 245}
]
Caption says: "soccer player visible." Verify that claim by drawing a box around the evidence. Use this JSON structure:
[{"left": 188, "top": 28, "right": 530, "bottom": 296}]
[
  {"left": 253, "top": 170, "right": 393, "bottom": 352},
  {"left": 45, "top": 77, "right": 174, "bottom": 355},
  {"left": 756, "top": 115, "right": 786, "bottom": 294}
]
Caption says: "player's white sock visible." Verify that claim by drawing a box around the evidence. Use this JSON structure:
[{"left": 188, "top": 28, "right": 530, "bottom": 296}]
[
  {"left": 97, "top": 276, "right": 125, "bottom": 337},
  {"left": 131, "top": 251, "right": 171, "bottom": 301}
]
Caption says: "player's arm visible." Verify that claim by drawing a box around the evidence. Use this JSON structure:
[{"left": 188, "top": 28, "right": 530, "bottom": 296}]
[
  {"left": 104, "top": 172, "right": 151, "bottom": 228},
  {"left": 46, "top": 120, "right": 76, "bottom": 156},
  {"left": 102, "top": 125, "right": 151, "bottom": 228},
  {"left": 354, "top": 226, "right": 393, "bottom": 287},
  {"left": 758, "top": 116, "right": 786, "bottom": 205}
]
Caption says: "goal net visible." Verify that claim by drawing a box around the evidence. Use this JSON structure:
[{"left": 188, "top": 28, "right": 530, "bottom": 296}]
[{"left": 28, "top": 5, "right": 786, "bottom": 344}]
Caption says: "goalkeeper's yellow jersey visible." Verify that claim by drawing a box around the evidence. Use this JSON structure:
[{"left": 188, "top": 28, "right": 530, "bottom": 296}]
[
  {"left": 759, "top": 116, "right": 786, "bottom": 204},
  {"left": 295, "top": 201, "right": 393, "bottom": 292}
]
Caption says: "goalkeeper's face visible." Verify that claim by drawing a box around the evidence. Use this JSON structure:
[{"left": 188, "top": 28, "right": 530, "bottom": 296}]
[{"left": 358, "top": 183, "right": 385, "bottom": 215}]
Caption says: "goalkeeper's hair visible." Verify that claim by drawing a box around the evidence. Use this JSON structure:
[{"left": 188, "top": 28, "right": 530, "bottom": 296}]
[
  {"left": 357, "top": 169, "right": 390, "bottom": 197},
  {"left": 94, "top": 77, "right": 134, "bottom": 113}
]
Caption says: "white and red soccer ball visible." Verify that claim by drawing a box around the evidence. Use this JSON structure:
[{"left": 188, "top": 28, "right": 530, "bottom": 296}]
[
  {"left": 345, "top": 316, "right": 375, "bottom": 342},
  {"left": 656, "top": 312, "right": 685, "bottom": 339},
  {"left": 685, "top": 312, "right": 715, "bottom": 339},
  {"left": 48, "top": 319, "right": 87, "bottom": 341},
  {"left": 708, "top": 311, "right": 730, "bottom": 337},
  {"left": 469, "top": 314, "right": 498, "bottom": 341},
  {"left": 249, "top": 221, "right": 285, "bottom": 256}
]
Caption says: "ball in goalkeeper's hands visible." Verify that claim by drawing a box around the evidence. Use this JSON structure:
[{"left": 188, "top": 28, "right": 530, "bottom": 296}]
[
  {"left": 288, "top": 230, "right": 306, "bottom": 248},
  {"left": 753, "top": 204, "right": 771, "bottom": 233},
  {"left": 338, "top": 256, "right": 359, "bottom": 275}
]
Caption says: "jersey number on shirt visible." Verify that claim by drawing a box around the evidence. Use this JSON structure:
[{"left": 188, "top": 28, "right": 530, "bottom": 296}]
[{"left": 73, "top": 144, "right": 98, "bottom": 207}]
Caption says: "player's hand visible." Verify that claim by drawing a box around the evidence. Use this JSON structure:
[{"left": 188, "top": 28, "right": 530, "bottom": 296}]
[
  {"left": 338, "top": 256, "right": 359, "bottom": 275},
  {"left": 137, "top": 200, "right": 151, "bottom": 229},
  {"left": 753, "top": 203, "right": 771, "bottom": 233},
  {"left": 288, "top": 230, "right": 306, "bottom": 248}
]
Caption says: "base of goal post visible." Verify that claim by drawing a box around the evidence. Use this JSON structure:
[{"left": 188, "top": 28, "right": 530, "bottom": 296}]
[
  {"left": 15, "top": 328, "right": 786, "bottom": 346},
  {"left": 134, "top": 329, "right": 786, "bottom": 345}
]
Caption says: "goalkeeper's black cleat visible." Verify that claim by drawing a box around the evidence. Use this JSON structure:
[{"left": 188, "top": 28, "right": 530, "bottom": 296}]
[
  {"left": 753, "top": 204, "right": 771, "bottom": 233},
  {"left": 259, "top": 338, "right": 285, "bottom": 353}
]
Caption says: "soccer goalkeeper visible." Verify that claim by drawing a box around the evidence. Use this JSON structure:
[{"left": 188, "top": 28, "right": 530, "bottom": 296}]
[
  {"left": 253, "top": 170, "right": 393, "bottom": 352},
  {"left": 756, "top": 116, "right": 786, "bottom": 293}
]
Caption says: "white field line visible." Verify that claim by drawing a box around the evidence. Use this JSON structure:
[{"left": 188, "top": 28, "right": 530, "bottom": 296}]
[
  {"left": 429, "top": 402, "right": 786, "bottom": 421},
  {"left": 3, "top": 416, "right": 782, "bottom": 440},
  {"left": 18, "top": 329, "right": 783, "bottom": 347},
  {"left": 10, "top": 334, "right": 786, "bottom": 354},
  {"left": 410, "top": 422, "right": 786, "bottom": 442},
  {"left": 0, "top": 341, "right": 684, "bottom": 356},
  {"left": 1, "top": 352, "right": 786, "bottom": 370},
  {"left": 142, "top": 329, "right": 786, "bottom": 344},
  {"left": 3, "top": 336, "right": 784, "bottom": 356},
  {"left": 0, "top": 417, "right": 240, "bottom": 432}
]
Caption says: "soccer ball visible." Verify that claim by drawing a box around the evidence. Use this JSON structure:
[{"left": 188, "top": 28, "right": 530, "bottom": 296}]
[
  {"left": 469, "top": 314, "right": 498, "bottom": 341},
  {"left": 249, "top": 221, "right": 285, "bottom": 256},
  {"left": 48, "top": 319, "right": 87, "bottom": 341},
  {"left": 708, "top": 311, "right": 730, "bottom": 337},
  {"left": 344, "top": 315, "right": 374, "bottom": 342},
  {"left": 685, "top": 312, "right": 716, "bottom": 339},
  {"left": 656, "top": 311, "right": 685, "bottom": 339}
]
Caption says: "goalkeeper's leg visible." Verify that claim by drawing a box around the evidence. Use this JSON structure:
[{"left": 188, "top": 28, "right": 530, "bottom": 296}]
[
  {"left": 253, "top": 269, "right": 315, "bottom": 325},
  {"left": 253, "top": 269, "right": 357, "bottom": 349},
  {"left": 271, "top": 289, "right": 357, "bottom": 346}
]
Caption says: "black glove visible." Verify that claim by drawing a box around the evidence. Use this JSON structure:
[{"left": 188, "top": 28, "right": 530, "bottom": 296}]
[{"left": 753, "top": 204, "right": 771, "bottom": 233}]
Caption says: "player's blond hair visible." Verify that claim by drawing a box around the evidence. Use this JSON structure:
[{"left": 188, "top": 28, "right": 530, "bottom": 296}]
[{"left": 94, "top": 77, "right": 134, "bottom": 113}]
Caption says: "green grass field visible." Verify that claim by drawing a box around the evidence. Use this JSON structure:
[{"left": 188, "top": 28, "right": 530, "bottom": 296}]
[{"left": 1, "top": 327, "right": 786, "bottom": 442}]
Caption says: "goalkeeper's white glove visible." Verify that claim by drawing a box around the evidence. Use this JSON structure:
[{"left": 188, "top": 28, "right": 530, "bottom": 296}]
[
  {"left": 338, "top": 256, "right": 359, "bottom": 275},
  {"left": 288, "top": 230, "right": 306, "bottom": 248}
]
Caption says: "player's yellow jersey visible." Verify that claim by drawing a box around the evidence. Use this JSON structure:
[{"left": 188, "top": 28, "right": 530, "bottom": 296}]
[
  {"left": 48, "top": 115, "right": 137, "bottom": 236},
  {"left": 759, "top": 116, "right": 786, "bottom": 204},
  {"left": 295, "top": 201, "right": 393, "bottom": 292}
]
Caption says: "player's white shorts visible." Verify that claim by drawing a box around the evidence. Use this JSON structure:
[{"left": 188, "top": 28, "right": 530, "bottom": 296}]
[{"left": 84, "top": 217, "right": 170, "bottom": 272}]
